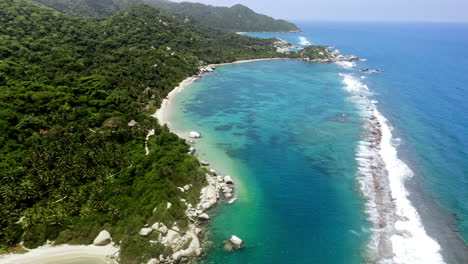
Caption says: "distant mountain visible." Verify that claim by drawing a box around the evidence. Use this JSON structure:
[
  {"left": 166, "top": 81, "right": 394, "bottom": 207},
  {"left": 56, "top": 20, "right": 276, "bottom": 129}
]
[
  {"left": 32, "top": 0, "right": 300, "bottom": 32},
  {"left": 144, "top": 0, "right": 300, "bottom": 32}
]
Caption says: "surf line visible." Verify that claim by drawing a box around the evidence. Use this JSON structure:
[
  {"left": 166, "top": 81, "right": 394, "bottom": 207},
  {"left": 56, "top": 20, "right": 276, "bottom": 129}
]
[{"left": 338, "top": 69, "right": 446, "bottom": 264}]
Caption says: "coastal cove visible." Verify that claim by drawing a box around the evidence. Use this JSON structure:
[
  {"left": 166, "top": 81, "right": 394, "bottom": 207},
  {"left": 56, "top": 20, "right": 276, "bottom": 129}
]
[{"left": 160, "top": 59, "right": 370, "bottom": 263}]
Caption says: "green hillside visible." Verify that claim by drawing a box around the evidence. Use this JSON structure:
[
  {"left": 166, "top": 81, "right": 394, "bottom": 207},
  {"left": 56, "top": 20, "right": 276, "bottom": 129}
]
[
  {"left": 32, "top": 0, "right": 300, "bottom": 32},
  {"left": 0, "top": 0, "right": 282, "bottom": 261}
]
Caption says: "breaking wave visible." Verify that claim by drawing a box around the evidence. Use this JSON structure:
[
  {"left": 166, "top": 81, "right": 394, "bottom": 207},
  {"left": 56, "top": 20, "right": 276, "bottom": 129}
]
[
  {"left": 299, "top": 36, "right": 311, "bottom": 46},
  {"left": 340, "top": 73, "right": 446, "bottom": 264}
]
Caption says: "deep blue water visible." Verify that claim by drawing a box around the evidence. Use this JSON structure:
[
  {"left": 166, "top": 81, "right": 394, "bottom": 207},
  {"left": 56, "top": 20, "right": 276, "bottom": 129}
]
[{"left": 168, "top": 22, "right": 468, "bottom": 264}]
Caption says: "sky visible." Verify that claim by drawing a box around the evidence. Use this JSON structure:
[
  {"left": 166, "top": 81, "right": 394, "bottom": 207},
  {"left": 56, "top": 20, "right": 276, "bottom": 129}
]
[{"left": 172, "top": 0, "right": 468, "bottom": 22}]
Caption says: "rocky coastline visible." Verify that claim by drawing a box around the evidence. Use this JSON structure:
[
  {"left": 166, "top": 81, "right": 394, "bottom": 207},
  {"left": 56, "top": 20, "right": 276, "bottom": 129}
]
[{"left": 357, "top": 109, "right": 399, "bottom": 263}]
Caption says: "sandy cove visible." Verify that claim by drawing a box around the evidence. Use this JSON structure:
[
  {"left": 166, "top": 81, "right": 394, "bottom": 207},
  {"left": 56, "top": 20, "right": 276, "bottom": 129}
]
[
  {"left": 0, "top": 244, "right": 119, "bottom": 264},
  {"left": 155, "top": 58, "right": 292, "bottom": 127}
]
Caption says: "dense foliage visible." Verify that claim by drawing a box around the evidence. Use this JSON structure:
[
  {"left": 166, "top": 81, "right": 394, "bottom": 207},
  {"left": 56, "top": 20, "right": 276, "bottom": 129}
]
[
  {"left": 299, "top": 46, "right": 332, "bottom": 60},
  {"left": 0, "top": 0, "right": 283, "bottom": 260},
  {"left": 32, "top": 0, "right": 300, "bottom": 32}
]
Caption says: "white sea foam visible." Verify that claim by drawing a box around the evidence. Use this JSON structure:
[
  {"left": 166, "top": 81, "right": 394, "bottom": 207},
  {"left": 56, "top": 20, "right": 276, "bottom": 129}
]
[
  {"left": 298, "top": 36, "right": 311, "bottom": 46},
  {"left": 376, "top": 110, "right": 445, "bottom": 264},
  {"left": 340, "top": 73, "right": 446, "bottom": 264},
  {"left": 335, "top": 61, "right": 357, "bottom": 69}
]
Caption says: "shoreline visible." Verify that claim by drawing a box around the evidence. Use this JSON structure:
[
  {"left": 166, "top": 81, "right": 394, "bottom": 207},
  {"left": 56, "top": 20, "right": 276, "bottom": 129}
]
[{"left": 0, "top": 244, "right": 118, "bottom": 264}]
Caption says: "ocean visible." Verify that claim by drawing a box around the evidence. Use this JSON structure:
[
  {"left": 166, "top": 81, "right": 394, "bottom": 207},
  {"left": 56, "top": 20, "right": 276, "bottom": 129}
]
[{"left": 166, "top": 22, "right": 468, "bottom": 264}]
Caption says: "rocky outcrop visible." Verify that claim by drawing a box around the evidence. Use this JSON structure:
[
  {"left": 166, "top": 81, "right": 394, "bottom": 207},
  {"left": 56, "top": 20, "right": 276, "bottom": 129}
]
[
  {"left": 189, "top": 131, "right": 201, "bottom": 138},
  {"left": 93, "top": 230, "right": 112, "bottom": 246},
  {"left": 300, "top": 46, "right": 360, "bottom": 63},
  {"left": 274, "top": 38, "right": 300, "bottom": 54},
  {"left": 138, "top": 164, "right": 236, "bottom": 263},
  {"left": 199, "top": 65, "right": 215, "bottom": 73}
]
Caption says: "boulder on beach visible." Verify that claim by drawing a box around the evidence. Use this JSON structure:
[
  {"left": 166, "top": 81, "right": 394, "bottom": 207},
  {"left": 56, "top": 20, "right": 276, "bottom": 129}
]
[
  {"left": 198, "top": 213, "right": 210, "bottom": 220},
  {"left": 93, "top": 230, "right": 111, "bottom": 246},
  {"left": 224, "top": 176, "right": 234, "bottom": 184},
  {"left": 189, "top": 131, "right": 201, "bottom": 138},
  {"left": 200, "top": 160, "right": 210, "bottom": 166},
  {"left": 199, "top": 185, "right": 217, "bottom": 210}
]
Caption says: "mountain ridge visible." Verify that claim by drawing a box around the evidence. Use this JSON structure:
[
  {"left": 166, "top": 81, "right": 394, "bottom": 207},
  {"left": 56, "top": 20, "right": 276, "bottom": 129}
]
[{"left": 31, "top": 0, "right": 300, "bottom": 32}]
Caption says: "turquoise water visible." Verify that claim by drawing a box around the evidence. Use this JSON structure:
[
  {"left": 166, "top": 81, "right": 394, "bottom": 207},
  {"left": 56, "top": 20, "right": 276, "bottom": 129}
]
[
  {"left": 168, "top": 22, "right": 468, "bottom": 264},
  {"left": 167, "top": 60, "right": 370, "bottom": 263}
]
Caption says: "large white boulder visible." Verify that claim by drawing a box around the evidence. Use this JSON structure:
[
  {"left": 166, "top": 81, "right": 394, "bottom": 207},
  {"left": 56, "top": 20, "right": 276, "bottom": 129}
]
[
  {"left": 197, "top": 213, "right": 210, "bottom": 221},
  {"left": 147, "top": 258, "right": 159, "bottom": 264},
  {"left": 166, "top": 230, "right": 181, "bottom": 245},
  {"left": 180, "top": 231, "right": 202, "bottom": 257},
  {"left": 139, "top": 227, "right": 153, "bottom": 236},
  {"left": 229, "top": 235, "right": 244, "bottom": 249},
  {"left": 189, "top": 131, "right": 201, "bottom": 138},
  {"left": 224, "top": 176, "right": 234, "bottom": 184},
  {"left": 172, "top": 251, "right": 182, "bottom": 261},
  {"left": 93, "top": 230, "right": 111, "bottom": 246},
  {"left": 151, "top": 222, "right": 168, "bottom": 235},
  {"left": 199, "top": 185, "right": 217, "bottom": 210}
]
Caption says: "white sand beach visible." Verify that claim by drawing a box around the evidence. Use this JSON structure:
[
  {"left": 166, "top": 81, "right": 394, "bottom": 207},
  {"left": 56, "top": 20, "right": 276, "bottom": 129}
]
[{"left": 0, "top": 244, "right": 118, "bottom": 264}]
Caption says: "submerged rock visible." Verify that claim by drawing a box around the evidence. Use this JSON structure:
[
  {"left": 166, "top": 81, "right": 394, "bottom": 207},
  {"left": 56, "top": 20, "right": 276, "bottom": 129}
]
[{"left": 93, "top": 230, "right": 111, "bottom": 246}]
